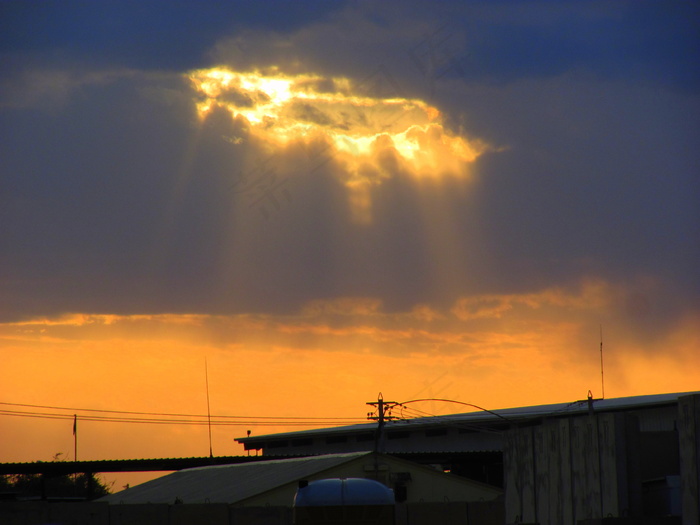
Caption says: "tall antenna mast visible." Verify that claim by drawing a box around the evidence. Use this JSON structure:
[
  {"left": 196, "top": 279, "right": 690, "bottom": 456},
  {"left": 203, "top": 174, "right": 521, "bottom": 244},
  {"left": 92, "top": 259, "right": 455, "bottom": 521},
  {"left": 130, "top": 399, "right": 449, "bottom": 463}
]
[
  {"left": 599, "top": 325, "right": 605, "bottom": 399},
  {"left": 205, "top": 358, "right": 214, "bottom": 458}
]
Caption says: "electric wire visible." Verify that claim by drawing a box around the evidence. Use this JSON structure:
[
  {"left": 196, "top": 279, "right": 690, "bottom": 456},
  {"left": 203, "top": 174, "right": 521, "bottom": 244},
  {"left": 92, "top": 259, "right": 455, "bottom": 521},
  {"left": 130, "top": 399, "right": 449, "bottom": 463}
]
[
  {"left": 398, "top": 398, "right": 514, "bottom": 422},
  {"left": 0, "top": 401, "right": 366, "bottom": 428},
  {"left": 0, "top": 409, "right": 360, "bottom": 427},
  {"left": 0, "top": 401, "right": 359, "bottom": 421},
  {"left": 398, "top": 396, "right": 599, "bottom": 423},
  {"left": 402, "top": 407, "right": 505, "bottom": 435},
  {"left": 381, "top": 400, "right": 509, "bottom": 435}
]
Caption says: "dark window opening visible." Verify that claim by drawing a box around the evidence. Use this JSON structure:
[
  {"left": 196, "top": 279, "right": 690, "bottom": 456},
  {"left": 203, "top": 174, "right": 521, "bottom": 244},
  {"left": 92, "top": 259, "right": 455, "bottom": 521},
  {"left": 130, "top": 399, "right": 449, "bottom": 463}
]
[{"left": 394, "top": 484, "right": 408, "bottom": 503}]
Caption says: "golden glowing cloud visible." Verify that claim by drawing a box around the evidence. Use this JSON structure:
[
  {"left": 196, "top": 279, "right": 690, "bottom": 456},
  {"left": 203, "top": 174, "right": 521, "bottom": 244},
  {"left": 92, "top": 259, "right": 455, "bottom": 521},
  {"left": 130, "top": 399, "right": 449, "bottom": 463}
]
[{"left": 188, "top": 67, "right": 492, "bottom": 222}]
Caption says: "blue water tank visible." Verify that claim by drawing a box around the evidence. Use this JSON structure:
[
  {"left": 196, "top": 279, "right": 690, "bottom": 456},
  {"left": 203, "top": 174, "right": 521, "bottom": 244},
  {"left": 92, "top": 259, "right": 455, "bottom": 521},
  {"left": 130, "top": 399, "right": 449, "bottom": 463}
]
[{"left": 294, "top": 478, "right": 394, "bottom": 507}]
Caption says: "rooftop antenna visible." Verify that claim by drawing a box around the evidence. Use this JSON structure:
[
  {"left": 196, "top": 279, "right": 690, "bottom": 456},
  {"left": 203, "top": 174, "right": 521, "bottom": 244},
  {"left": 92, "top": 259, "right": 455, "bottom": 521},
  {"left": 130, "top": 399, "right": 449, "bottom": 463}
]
[
  {"left": 599, "top": 325, "right": 605, "bottom": 399},
  {"left": 205, "top": 358, "right": 214, "bottom": 458}
]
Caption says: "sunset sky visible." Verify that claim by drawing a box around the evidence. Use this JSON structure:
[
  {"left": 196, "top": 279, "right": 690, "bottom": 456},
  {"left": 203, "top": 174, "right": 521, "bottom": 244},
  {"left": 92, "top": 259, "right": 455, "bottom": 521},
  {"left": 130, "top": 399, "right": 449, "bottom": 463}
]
[{"left": 1, "top": 0, "right": 699, "bottom": 489}]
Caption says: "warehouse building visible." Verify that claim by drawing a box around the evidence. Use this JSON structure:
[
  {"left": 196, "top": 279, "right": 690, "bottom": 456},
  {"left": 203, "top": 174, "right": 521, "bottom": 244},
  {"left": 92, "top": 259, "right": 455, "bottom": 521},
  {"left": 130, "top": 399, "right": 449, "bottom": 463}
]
[{"left": 236, "top": 391, "right": 700, "bottom": 524}]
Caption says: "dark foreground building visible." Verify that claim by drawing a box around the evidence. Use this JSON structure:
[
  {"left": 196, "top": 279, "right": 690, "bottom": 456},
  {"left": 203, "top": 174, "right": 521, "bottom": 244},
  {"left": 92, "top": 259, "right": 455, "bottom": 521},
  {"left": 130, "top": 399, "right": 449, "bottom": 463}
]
[
  {"left": 236, "top": 391, "right": 700, "bottom": 525},
  {"left": 2, "top": 391, "right": 697, "bottom": 524}
]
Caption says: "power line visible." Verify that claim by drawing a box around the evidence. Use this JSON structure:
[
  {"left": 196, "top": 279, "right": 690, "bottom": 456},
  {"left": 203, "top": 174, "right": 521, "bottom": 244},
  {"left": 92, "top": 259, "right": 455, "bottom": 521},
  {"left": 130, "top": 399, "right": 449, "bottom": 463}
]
[
  {"left": 0, "top": 400, "right": 366, "bottom": 429},
  {"left": 0, "top": 401, "right": 361, "bottom": 423},
  {"left": 397, "top": 398, "right": 514, "bottom": 422},
  {"left": 0, "top": 409, "right": 365, "bottom": 427},
  {"left": 364, "top": 395, "right": 509, "bottom": 438},
  {"left": 392, "top": 403, "right": 506, "bottom": 435},
  {"left": 397, "top": 396, "right": 606, "bottom": 427}
]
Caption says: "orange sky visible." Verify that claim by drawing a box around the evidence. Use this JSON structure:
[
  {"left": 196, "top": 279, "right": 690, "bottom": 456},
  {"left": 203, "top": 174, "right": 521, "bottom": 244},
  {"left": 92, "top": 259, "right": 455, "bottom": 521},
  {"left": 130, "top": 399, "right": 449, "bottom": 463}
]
[{"left": 2, "top": 293, "right": 699, "bottom": 490}]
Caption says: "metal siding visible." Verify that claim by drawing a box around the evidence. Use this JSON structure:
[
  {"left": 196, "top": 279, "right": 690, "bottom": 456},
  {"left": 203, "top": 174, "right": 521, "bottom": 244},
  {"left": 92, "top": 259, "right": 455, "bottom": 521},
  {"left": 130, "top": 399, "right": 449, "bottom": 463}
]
[
  {"left": 503, "top": 429, "right": 520, "bottom": 523},
  {"left": 101, "top": 452, "right": 503, "bottom": 507},
  {"left": 597, "top": 412, "right": 620, "bottom": 517},
  {"left": 679, "top": 394, "right": 700, "bottom": 525},
  {"left": 558, "top": 418, "right": 574, "bottom": 525},
  {"left": 533, "top": 424, "right": 549, "bottom": 524},
  {"left": 519, "top": 427, "right": 536, "bottom": 523},
  {"left": 571, "top": 416, "right": 602, "bottom": 522},
  {"left": 539, "top": 418, "right": 570, "bottom": 525},
  {"left": 636, "top": 405, "right": 678, "bottom": 432},
  {"left": 101, "top": 452, "right": 373, "bottom": 504},
  {"left": 503, "top": 426, "right": 536, "bottom": 523}
]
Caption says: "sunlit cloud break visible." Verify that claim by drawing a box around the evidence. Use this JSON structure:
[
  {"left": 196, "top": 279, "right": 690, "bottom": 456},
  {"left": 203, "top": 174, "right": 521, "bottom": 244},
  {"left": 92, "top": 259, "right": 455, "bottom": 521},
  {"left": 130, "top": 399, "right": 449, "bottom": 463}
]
[{"left": 189, "top": 67, "right": 493, "bottom": 222}]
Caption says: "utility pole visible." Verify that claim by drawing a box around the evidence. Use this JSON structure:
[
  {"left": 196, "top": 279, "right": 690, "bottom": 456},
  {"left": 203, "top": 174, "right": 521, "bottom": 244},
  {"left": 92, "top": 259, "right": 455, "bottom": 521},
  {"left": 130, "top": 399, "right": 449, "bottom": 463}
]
[
  {"left": 366, "top": 393, "right": 399, "bottom": 454},
  {"left": 73, "top": 414, "right": 78, "bottom": 487},
  {"left": 73, "top": 414, "right": 77, "bottom": 463},
  {"left": 599, "top": 325, "right": 605, "bottom": 399}
]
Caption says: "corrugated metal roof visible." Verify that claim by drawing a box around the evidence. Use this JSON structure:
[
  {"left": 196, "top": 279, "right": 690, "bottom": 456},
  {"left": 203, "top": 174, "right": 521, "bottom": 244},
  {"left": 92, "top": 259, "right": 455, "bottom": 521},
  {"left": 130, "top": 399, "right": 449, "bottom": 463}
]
[
  {"left": 99, "top": 452, "right": 373, "bottom": 505},
  {"left": 236, "top": 391, "right": 699, "bottom": 444}
]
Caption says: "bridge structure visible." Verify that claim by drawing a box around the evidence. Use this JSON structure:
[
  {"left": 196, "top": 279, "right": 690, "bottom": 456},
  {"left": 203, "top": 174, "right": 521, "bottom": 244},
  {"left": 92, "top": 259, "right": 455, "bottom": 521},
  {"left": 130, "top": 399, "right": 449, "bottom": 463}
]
[
  {"left": 0, "top": 451, "right": 489, "bottom": 502},
  {"left": 0, "top": 451, "right": 483, "bottom": 477},
  {"left": 0, "top": 455, "right": 298, "bottom": 477},
  {"left": 0, "top": 455, "right": 307, "bottom": 501}
]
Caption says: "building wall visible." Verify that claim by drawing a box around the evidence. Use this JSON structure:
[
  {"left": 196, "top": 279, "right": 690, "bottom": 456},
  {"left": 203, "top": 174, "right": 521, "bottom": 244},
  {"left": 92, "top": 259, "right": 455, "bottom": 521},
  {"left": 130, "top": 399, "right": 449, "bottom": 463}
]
[
  {"left": 504, "top": 408, "right": 692, "bottom": 525},
  {"left": 258, "top": 426, "right": 503, "bottom": 456},
  {"left": 678, "top": 394, "right": 700, "bottom": 525},
  {"left": 504, "top": 412, "right": 637, "bottom": 525},
  {"left": 237, "top": 455, "right": 501, "bottom": 508}
]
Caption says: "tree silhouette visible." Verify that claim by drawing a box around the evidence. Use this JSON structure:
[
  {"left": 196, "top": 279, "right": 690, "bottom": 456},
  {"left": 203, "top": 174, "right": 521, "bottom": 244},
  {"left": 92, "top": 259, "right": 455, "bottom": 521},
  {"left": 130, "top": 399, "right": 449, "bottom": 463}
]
[{"left": 0, "top": 453, "right": 112, "bottom": 501}]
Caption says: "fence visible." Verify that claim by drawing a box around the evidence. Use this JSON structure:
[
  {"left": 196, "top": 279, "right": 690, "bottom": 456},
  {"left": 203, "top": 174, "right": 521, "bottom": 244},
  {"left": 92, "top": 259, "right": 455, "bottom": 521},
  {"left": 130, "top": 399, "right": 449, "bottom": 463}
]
[{"left": 0, "top": 500, "right": 504, "bottom": 525}]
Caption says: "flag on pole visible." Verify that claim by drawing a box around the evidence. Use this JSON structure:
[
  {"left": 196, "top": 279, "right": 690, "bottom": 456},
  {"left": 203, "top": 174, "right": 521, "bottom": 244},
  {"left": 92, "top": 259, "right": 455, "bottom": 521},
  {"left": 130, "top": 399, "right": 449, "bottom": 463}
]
[{"left": 73, "top": 414, "right": 77, "bottom": 435}]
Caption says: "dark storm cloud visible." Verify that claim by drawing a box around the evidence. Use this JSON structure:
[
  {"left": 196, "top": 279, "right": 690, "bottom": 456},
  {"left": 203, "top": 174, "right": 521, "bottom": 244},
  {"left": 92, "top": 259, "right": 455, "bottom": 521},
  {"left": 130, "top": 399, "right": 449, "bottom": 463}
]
[
  {"left": 443, "top": 2, "right": 700, "bottom": 90},
  {"left": 0, "top": 0, "right": 348, "bottom": 70},
  {"left": 459, "top": 77, "right": 700, "bottom": 278},
  {"left": 0, "top": 72, "right": 200, "bottom": 317},
  {"left": 0, "top": 63, "right": 451, "bottom": 321},
  {"left": 1, "top": 0, "right": 698, "bottom": 335},
  {"left": 208, "top": 0, "right": 700, "bottom": 331},
  {"left": 210, "top": 1, "right": 699, "bottom": 95}
]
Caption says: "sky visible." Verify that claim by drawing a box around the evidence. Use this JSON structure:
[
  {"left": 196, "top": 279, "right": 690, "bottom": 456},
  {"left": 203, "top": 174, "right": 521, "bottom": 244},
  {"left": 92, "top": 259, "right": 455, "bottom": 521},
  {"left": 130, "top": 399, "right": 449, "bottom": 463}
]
[{"left": 1, "top": 0, "right": 699, "bottom": 489}]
